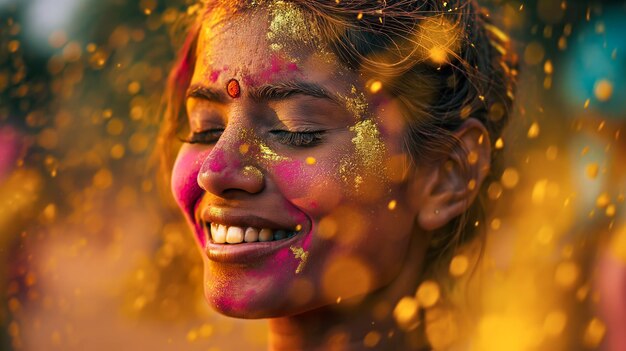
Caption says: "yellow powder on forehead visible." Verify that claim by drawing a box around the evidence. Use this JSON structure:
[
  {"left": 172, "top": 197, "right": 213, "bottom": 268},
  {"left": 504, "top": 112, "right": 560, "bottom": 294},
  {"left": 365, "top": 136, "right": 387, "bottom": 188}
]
[
  {"left": 267, "top": 1, "right": 320, "bottom": 53},
  {"left": 268, "top": 1, "right": 312, "bottom": 42}
]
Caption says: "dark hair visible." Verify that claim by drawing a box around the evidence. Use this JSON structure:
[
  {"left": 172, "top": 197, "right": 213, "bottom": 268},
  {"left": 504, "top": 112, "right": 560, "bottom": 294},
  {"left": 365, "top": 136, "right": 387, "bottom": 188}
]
[{"left": 158, "top": 0, "right": 517, "bottom": 273}]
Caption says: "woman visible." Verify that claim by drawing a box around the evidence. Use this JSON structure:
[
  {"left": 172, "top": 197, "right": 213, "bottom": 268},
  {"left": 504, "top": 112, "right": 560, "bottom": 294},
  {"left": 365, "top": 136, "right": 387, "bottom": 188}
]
[{"left": 159, "top": 0, "right": 516, "bottom": 349}]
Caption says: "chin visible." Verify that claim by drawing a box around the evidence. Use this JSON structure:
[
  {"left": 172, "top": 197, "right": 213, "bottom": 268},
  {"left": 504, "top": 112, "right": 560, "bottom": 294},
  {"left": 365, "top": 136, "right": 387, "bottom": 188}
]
[
  {"left": 202, "top": 273, "right": 339, "bottom": 319},
  {"left": 205, "top": 288, "right": 303, "bottom": 319}
]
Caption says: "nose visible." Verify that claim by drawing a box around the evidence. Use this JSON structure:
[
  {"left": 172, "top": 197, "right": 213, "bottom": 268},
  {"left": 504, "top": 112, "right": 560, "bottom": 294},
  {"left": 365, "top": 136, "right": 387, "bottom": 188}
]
[{"left": 197, "top": 130, "right": 264, "bottom": 197}]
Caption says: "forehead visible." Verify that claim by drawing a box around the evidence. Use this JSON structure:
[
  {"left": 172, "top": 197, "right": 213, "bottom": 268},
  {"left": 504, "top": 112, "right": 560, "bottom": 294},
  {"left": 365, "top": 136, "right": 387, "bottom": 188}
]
[{"left": 192, "top": 5, "right": 354, "bottom": 89}]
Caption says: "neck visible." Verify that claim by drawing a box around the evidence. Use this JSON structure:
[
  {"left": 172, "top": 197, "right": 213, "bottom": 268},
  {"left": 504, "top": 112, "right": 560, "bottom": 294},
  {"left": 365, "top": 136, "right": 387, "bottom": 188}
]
[{"left": 267, "top": 230, "right": 431, "bottom": 351}]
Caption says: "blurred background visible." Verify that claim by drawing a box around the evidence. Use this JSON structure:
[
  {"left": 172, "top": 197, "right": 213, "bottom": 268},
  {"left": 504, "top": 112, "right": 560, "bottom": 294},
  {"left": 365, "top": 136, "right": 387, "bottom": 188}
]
[{"left": 0, "top": 0, "right": 625, "bottom": 350}]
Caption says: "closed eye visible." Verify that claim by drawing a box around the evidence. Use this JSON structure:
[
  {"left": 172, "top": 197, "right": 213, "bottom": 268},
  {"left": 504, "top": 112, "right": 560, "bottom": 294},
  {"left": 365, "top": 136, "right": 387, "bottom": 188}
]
[
  {"left": 180, "top": 129, "right": 224, "bottom": 145},
  {"left": 270, "top": 130, "right": 326, "bottom": 147}
]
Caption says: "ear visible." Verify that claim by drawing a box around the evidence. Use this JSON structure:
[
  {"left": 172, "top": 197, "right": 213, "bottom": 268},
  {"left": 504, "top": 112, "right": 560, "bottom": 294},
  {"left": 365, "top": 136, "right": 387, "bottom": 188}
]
[{"left": 411, "top": 118, "right": 491, "bottom": 231}]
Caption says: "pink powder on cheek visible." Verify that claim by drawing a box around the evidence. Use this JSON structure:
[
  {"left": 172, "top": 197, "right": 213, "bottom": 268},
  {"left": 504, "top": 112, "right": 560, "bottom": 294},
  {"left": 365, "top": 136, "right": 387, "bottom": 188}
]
[
  {"left": 171, "top": 150, "right": 206, "bottom": 218},
  {"left": 273, "top": 159, "right": 304, "bottom": 185}
]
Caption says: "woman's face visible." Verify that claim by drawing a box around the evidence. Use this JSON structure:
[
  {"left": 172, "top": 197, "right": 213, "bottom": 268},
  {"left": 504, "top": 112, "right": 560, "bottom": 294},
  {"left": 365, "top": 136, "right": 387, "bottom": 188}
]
[{"left": 171, "top": 5, "right": 421, "bottom": 318}]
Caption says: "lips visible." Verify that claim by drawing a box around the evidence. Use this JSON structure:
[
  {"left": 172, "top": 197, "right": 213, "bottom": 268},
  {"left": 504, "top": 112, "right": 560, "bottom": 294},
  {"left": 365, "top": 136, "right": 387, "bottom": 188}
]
[
  {"left": 198, "top": 206, "right": 310, "bottom": 263},
  {"left": 209, "top": 223, "right": 300, "bottom": 244}
]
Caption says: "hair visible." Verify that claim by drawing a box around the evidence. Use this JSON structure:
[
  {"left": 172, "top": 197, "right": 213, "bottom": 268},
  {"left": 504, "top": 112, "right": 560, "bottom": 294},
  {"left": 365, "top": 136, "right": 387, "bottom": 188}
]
[{"left": 158, "top": 0, "right": 517, "bottom": 277}]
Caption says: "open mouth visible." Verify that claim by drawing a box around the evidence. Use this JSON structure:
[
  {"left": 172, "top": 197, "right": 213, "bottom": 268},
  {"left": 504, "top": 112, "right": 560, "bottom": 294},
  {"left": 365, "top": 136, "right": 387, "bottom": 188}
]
[{"left": 204, "top": 222, "right": 302, "bottom": 244}]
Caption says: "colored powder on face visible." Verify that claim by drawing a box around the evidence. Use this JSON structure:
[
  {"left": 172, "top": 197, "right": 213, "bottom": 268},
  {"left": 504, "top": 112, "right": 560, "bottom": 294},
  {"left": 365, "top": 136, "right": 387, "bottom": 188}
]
[
  {"left": 338, "top": 119, "right": 388, "bottom": 194},
  {"left": 259, "top": 143, "right": 287, "bottom": 162},
  {"left": 242, "top": 75, "right": 257, "bottom": 88},
  {"left": 267, "top": 1, "right": 317, "bottom": 48},
  {"left": 172, "top": 150, "right": 205, "bottom": 209},
  {"left": 341, "top": 85, "right": 369, "bottom": 120},
  {"left": 286, "top": 62, "right": 298, "bottom": 71},
  {"left": 253, "top": 54, "right": 300, "bottom": 84},
  {"left": 275, "top": 246, "right": 291, "bottom": 263},
  {"left": 208, "top": 148, "right": 227, "bottom": 172},
  {"left": 209, "top": 69, "right": 221, "bottom": 83},
  {"left": 289, "top": 246, "right": 309, "bottom": 274},
  {"left": 237, "top": 128, "right": 290, "bottom": 165},
  {"left": 242, "top": 165, "right": 262, "bottom": 179},
  {"left": 274, "top": 159, "right": 303, "bottom": 184},
  {"left": 350, "top": 119, "right": 386, "bottom": 171}
]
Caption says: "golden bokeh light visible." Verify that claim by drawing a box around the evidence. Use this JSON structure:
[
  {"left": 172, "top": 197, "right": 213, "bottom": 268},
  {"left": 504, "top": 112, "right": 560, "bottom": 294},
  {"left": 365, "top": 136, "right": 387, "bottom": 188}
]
[
  {"left": 321, "top": 256, "right": 372, "bottom": 304},
  {"left": 416, "top": 280, "right": 440, "bottom": 308},
  {"left": 393, "top": 296, "right": 420, "bottom": 331}
]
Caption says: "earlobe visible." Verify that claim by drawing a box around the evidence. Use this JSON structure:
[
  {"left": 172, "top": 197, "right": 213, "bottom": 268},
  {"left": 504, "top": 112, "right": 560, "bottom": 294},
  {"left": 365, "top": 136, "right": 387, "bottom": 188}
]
[{"left": 413, "top": 118, "right": 491, "bottom": 231}]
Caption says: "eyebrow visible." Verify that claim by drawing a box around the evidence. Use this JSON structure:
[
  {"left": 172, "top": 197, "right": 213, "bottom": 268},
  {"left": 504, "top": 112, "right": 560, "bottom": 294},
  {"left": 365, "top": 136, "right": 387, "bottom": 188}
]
[
  {"left": 186, "top": 81, "right": 339, "bottom": 105},
  {"left": 187, "top": 85, "right": 224, "bottom": 103},
  {"left": 249, "top": 81, "right": 340, "bottom": 104}
]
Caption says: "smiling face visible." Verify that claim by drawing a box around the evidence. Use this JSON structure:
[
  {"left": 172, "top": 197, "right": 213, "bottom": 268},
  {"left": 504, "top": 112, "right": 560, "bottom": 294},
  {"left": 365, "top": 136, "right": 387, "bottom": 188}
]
[{"left": 171, "top": 5, "right": 422, "bottom": 318}]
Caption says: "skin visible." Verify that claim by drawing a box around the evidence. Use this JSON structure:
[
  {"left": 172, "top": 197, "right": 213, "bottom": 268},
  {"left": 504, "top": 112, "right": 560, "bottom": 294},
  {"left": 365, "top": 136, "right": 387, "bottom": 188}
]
[{"left": 171, "top": 7, "right": 491, "bottom": 350}]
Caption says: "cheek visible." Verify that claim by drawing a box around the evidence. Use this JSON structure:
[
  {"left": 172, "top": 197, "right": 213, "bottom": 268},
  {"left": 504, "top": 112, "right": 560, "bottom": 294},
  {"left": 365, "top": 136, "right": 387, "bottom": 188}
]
[
  {"left": 171, "top": 147, "right": 206, "bottom": 217},
  {"left": 270, "top": 158, "right": 345, "bottom": 216}
]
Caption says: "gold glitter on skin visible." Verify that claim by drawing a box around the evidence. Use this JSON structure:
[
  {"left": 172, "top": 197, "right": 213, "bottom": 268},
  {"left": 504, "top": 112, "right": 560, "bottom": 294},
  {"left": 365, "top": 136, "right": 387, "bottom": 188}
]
[
  {"left": 340, "top": 85, "right": 370, "bottom": 121},
  {"left": 238, "top": 128, "right": 288, "bottom": 163},
  {"left": 259, "top": 143, "right": 288, "bottom": 162},
  {"left": 350, "top": 119, "right": 386, "bottom": 171},
  {"left": 267, "top": 1, "right": 319, "bottom": 53},
  {"left": 290, "top": 245, "right": 309, "bottom": 274},
  {"left": 336, "top": 117, "right": 389, "bottom": 195},
  {"left": 242, "top": 165, "right": 263, "bottom": 179}
]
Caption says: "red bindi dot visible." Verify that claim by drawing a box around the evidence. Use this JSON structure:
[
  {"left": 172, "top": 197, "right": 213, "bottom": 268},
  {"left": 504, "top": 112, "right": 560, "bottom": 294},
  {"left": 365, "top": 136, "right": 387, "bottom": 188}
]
[{"left": 227, "top": 78, "right": 241, "bottom": 98}]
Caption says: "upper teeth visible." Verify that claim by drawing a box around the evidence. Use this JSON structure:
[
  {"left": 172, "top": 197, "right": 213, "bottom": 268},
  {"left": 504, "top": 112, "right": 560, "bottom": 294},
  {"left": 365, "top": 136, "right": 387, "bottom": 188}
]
[{"left": 209, "top": 224, "right": 298, "bottom": 244}]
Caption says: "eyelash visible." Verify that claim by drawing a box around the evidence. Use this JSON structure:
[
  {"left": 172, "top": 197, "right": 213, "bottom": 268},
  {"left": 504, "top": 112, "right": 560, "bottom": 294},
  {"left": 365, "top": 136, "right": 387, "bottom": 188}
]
[
  {"left": 270, "top": 130, "right": 326, "bottom": 147},
  {"left": 181, "top": 129, "right": 326, "bottom": 147},
  {"left": 181, "top": 129, "right": 224, "bottom": 144}
]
